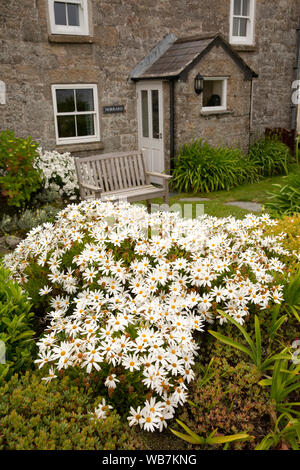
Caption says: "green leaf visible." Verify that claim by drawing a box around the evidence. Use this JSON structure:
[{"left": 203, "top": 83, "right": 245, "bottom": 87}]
[
  {"left": 171, "top": 420, "right": 204, "bottom": 445},
  {"left": 269, "top": 315, "right": 287, "bottom": 339},
  {"left": 259, "top": 378, "right": 272, "bottom": 387},
  {"left": 208, "top": 330, "right": 252, "bottom": 358},
  {"left": 170, "top": 428, "right": 201, "bottom": 445},
  {"left": 216, "top": 310, "right": 256, "bottom": 356},
  {"left": 254, "top": 315, "right": 262, "bottom": 368},
  {"left": 208, "top": 433, "right": 253, "bottom": 445}
]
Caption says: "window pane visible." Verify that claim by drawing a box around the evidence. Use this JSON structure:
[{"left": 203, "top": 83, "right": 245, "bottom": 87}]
[
  {"left": 152, "top": 90, "right": 159, "bottom": 139},
  {"left": 76, "top": 89, "right": 94, "bottom": 111},
  {"left": 141, "top": 90, "right": 149, "bottom": 138},
  {"left": 233, "top": 0, "right": 241, "bottom": 16},
  {"left": 242, "top": 0, "right": 249, "bottom": 16},
  {"left": 76, "top": 114, "right": 95, "bottom": 136},
  {"left": 67, "top": 3, "right": 80, "bottom": 26},
  {"left": 57, "top": 115, "right": 76, "bottom": 138},
  {"left": 203, "top": 80, "right": 223, "bottom": 107},
  {"left": 54, "top": 2, "right": 67, "bottom": 25},
  {"left": 56, "top": 89, "right": 75, "bottom": 113},
  {"left": 232, "top": 17, "right": 240, "bottom": 36},
  {"left": 239, "top": 18, "right": 248, "bottom": 36}
]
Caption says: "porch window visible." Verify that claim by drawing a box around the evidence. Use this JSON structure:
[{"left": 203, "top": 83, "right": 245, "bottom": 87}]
[
  {"left": 202, "top": 78, "right": 227, "bottom": 112},
  {"left": 48, "top": 0, "right": 89, "bottom": 35},
  {"left": 52, "top": 84, "right": 100, "bottom": 145},
  {"left": 230, "top": 0, "right": 255, "bottom": 45}
]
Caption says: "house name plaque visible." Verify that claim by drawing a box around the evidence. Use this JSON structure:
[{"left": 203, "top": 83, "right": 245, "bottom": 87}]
[{"left": 103, "top": 105, "right": 125, "bottom": 114}]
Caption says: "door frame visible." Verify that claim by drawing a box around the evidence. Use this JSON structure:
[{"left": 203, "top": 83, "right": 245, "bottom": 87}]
[{"left": 136, "top": 80, "right": 165, "bottom": 176}]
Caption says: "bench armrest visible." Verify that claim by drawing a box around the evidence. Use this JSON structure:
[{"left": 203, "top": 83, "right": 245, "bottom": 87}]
[
  {"left": 80, "top": 182, "right": 102, "bottom": 193},
  {"left": 145, "top": 171, "right": 172, "bottom": 180}
]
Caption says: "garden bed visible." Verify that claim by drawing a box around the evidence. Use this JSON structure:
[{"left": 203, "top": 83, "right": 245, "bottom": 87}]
[
  {"left": 1, "top": 200, "right": 299, "bottom": 450},
  {"left": 0, "top": 131, "right": 299, "bottom": 451}
]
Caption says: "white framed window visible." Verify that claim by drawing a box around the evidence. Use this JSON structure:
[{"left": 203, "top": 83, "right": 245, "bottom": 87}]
[
  {"left": 48, "top": 0, "right": 89, "bottom": 35},
  {"left": 230, "top": 0, "right": 255, "bottom": 45},
  {"left": 202, "top": 78, "right": 227, "bottom": 112},
  {"left": 52, "top": 84, "right": 100, "bottom": 145}
]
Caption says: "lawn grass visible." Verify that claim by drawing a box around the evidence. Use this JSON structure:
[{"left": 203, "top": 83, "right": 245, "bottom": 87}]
[
  {"left": 171, "top": 164, "right": 300, "bottom": 203},
  {"left": 146, "top": 164, "right": 300, "bottom": 219}
]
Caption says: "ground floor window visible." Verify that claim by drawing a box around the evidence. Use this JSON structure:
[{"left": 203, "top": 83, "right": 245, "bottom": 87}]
[
  {"left": 51, "top": 84, "right": 100, "bottom": 145},
  {"left": 202, "top": 78, "right": 227, "bottom": 112}
]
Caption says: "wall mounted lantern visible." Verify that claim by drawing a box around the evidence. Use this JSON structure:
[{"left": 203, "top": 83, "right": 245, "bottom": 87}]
[{"left": 194, "top": 73, "right": 204, "bottom": 95}]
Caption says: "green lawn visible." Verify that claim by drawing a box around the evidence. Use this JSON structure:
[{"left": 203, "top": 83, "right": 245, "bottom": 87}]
[{"left": 147, "top": 164, "right": 300, "bottom": 219}]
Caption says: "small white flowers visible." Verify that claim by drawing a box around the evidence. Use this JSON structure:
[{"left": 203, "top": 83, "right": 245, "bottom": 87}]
[
  {"left": 104, "top": 374, "right": 119, "bottom": 389},
  {"left": 3, "top": 200, "right": 294, "bottom": 432},
  {"left": 92, "top": 399, "right": 113, "bottom": 420},
  {"left": 39, "top": 285, "right": 52, "bottom": 296},
  {"left": 123, "top": 354, "right": 141, "bottom": 372},
  {"left": 34, "top": 148, "right": 78, "bottom": 200},
  {"left": 41, "top": 366, "right": 57, "bottom": 383},
  {"left": 128, "top": 398, "right": 167, "bottom": 432}
]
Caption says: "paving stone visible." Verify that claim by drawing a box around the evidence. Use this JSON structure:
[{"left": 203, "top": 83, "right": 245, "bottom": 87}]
[
  {"left": 5, "top": 235, "right": 22, "bottom": 249},
  {"left": 224, "top": 201, "right": 262, "bottom": 212}
]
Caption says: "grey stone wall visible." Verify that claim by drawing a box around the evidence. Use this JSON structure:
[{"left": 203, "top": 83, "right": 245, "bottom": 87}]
[
  {"left": 173, "top": 44, "right": 253, "bottom": 158},
  {"left": 0, "top": 0, "right": 299, "bottom": 157}
]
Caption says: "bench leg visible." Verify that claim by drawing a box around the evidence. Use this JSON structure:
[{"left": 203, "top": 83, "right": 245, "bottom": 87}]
[
  {"left": 146, "top": 200, "right": 151, "bottom": 213},
  {"left": 163, "top": 192, "right": 169, "bottom": 207}
]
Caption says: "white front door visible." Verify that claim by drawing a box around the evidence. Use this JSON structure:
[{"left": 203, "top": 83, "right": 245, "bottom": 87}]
[{"left": 137, "top": 81, "right": 164, "bottom": 181}]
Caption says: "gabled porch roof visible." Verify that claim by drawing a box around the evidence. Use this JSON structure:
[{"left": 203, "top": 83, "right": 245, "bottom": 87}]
[{"left": 130, "top": 33, "right": 258, "bottom": 81}]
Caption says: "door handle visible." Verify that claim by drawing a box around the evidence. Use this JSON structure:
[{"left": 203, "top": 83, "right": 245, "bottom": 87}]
[{"left": 159, "top": 132, "right": 163, "bottom": 139}]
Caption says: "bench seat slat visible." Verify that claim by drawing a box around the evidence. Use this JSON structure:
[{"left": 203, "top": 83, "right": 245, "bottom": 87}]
[{"left": 100, "top": 185, "right": 165, "bottom": 202}]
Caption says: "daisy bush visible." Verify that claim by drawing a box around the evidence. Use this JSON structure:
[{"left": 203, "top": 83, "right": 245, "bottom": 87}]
[
  {"left": 3, "top": 200, "right": 293, "bottom": 432},
  {"left": 34, "top": 149, "right": 78, "bottom": 200}
]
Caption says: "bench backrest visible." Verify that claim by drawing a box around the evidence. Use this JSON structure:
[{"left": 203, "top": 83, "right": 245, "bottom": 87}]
[{"left": 75, "top": 150, "right": 148, "bottom": 198}]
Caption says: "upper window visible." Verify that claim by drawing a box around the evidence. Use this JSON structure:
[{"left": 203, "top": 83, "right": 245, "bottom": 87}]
[
  {"left": 202, "top": 78, "right": 227, "bottom": 112},
  {"left": 230, "top": 0, "right": 255, "bottom": 45},
  {"left": 48, "top": 0, "right": 89, "bottom": 35},
  {"left": 52, "top": 84, "right": 100, "bottom": 145}
]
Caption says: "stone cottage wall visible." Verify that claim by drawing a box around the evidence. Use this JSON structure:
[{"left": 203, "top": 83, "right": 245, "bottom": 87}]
[
  {"left": 0, "top": 0, "right": 299, "bottom": 156},
  {"left": 173, "top": 44, "right": 252, "bottom": 156}
]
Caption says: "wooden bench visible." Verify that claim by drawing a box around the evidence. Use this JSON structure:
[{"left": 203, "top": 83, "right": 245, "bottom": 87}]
[{"left": 74, "top": 150, "right": 172, "bottom": 207}]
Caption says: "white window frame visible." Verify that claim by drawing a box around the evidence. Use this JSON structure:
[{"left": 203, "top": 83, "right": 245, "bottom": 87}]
[
  {"left": 229, "top": 0, "right": 255, "bottom": 45},
  {"left": 202, "top": 78, "right": 228, "bottom": 112},
  {"left": 52, "top": 84, "right": 100, "bottom": 145},
  {"left": 48, "top": 0, "right": 89, "bottom": 35}
]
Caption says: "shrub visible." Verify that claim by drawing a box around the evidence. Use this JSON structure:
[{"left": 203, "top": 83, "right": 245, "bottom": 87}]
[
  {"left": 34, "top": 149, "right": 79, "bottom": 201},
  {"left": 265, "top": 173, "right": 300, "bottom": 216},
  {"left": 248, "top": 137, "right": 291, "bottom": 177},
  {"left": 0, "top": 130, "right": 43, "bottom": 208},
  {"left": 0, "top": 205, "right": 60, "bottom": 237},
  {"left": 263, "top": 213, "right": 300, "bottom": 255},
  {"left": 3, "top": 201, "right": 295, "bottom": 431},
  {"left": 176, "top": 341, "right": 274, "bottom": 450},
  {"left": 171, "top": 140, "right": 259, "bottom": 193},
  {"left": 0, "top": 371, "right": 145, "bottom": 450},
  {"left": 0, "top": 265, "right": 36, "bottom": 379},
  {"left": 262, "top": 214, "right": 300, "bottom": 275},
  {"left": 255, "top": 414, "right": 300, "bottom": 450}
]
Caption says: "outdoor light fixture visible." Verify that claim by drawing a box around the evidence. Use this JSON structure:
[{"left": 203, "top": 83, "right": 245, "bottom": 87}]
[{"left": 194, "top": 73, "right": 204, "bottom": 95}]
